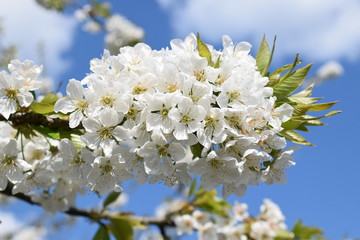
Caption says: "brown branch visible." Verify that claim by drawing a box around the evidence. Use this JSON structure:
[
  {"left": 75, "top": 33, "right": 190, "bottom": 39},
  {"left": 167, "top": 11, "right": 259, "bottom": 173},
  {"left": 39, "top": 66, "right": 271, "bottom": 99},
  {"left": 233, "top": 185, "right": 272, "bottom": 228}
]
[
  {"left": 0, "top": 184, "right": 175, "bottom": 228},
  {"left": 0, "top": 112, "right": 83, "bottom": 131}
]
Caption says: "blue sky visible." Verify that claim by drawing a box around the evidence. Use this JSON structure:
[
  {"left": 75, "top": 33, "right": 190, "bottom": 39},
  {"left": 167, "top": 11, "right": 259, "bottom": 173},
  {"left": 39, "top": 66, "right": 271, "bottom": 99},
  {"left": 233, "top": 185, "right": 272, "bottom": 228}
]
[{"left": 1, "top": 0, "right": 360, "bottom": 239}]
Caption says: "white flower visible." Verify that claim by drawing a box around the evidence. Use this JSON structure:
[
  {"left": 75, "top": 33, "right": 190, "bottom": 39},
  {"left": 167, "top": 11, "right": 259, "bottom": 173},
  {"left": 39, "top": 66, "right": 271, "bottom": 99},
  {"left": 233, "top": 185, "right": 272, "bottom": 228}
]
[
  {"left": 259, "top": 199, "right": 285, "bottom": 226},
  {"left": 142, "top": 92, "right": 179, "bottom": 134},
  {"left": 83, "top": 21, "right": 102, "bottom": 34},
  {"left": 8, "top": 59, "right": 43, "bottom": 91},
  {"left": 53, "top": 139, "right": 94, "bottom": 184},
  {"left": 190, "top": 151, "right": 241, "bottom": 191},
  {"left": 0, "top": 71, "right": 34, "bottom": 119},
  {"left": 105, "top": 14, "right": 144, "bottom": 53},
  {"left": 0, "top": 139, "right": 30, "bottom": 190},
  {"left": 82, "top": 108, "right": 130, "bottom": 154},
  {"left": 168, "top": 97, "right": 206, "bottom": 140},
  {"left": 54, "top": 79, "right": 90, "bottom": 128},
  {"left": 232, "top": 201, "right": 249, "bottom": 221},
  {"left": 250, "top": 220, "right": 276, "bottom": 240},
  {"left": 138, "top": 130, "right": 186, "bottom": 176},
  {"left": 198, "top": 222, "right": 218, "bottom": 240},
  {"left": 87, "top": 154, "right": 132, "bottom": 195},
  {"left": 173, "top": 214, "right": 194, "bottom": 235},
  {"left": 262, "top": 146, "right": 298, "bottom": 185}
]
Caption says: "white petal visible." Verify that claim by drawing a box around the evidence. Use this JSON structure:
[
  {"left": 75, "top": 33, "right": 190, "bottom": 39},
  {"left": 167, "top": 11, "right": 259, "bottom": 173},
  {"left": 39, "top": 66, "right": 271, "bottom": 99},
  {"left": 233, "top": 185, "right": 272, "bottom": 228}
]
[
  {"left": 54, "top": 97, "right": 77, "bottom": 113},
  {"left": 173, "top": 124, "right": 188, "bottom": 140},
  {"left": 17, "top": 91, "right": 33, "bottom": 107},
  {"left": 67, "top": 79, "right": 84, "bottom": 99},
  {"left": 112, "top": 126, "right": 130, "bottom": 141},
  {"left": 0, "top": 99, "right": 17, "bottom": 119},
  {"left": 69, "top": 110, "right": 84, "bottom": 128},
  {"left": 99, "top": 108, "right": 119, "bottom": 127},
  {"left": 82, "top": 118, "right": 101, "bottom": 132}
]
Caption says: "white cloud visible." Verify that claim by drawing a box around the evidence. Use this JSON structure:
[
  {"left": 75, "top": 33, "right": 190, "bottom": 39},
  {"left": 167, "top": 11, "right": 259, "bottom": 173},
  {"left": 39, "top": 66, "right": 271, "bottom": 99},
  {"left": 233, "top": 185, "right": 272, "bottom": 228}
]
[
  {"left": 0, "top": 0, "right": 78, "bottom": 80},
  {"left": 0, "top": 210, "right": 21, "bottom": 235},
  {"left": 0, "top": 210, "right": 47, "bottom": 240},
  {"left": 157, "top": 0, "right": 360, "bottom": 62}
]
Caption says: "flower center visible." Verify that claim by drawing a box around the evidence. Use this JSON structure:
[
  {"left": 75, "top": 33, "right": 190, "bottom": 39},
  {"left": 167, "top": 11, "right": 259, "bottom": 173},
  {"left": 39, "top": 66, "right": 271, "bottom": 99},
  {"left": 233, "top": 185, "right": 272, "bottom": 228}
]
[
  {"left": 1, "top": 154, "right": 16, "bottom": 167},
  {"left": 99, "top": 127, "right": 112, "bottom": 139},
  {"left": 132, "top": 85, "right": 148, "bottom": 95},
  {"left": 227, "top": 91, "right": 240, "bottom": 103},
  {"left": 5, "top": 88, "right": 18, "bottom": 99},
  {"left": 181, "top": 115, "right": 193, "bottom": 123},
  {"left": 194, "top": 70, "right": 205, "bottom": 82},
  {"left": 160, "top": 108, "right": 169, "bottom": 116},
  {"left": 100, "top": 162, "right": 113, "bottom": 175},
  {"left": 69, "top": 155, "right": 85, "bottom": 167},
  {"left": 205, "top": 115, "right": 218, "bottom": 127},
  {"left": 76, "top": 99, "right": 89, "bottom": 110},
  {"left": 101, "top": 95, "right": 115, "bottom": 107},
  {"left": 208, "top": 159, "right": 224, "bottom": 169}
]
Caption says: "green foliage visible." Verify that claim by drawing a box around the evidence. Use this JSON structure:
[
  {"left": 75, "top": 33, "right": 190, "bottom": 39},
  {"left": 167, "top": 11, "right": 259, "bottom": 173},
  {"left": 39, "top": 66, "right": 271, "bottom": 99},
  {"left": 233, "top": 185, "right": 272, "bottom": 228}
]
[
  {"left": 93, "top": 226, "right": 110, "bottom": 240},
  {"left": 30, "top": 93, "right": 59, "bottom": 114},
  {"left": 256, "top": 38, "right": 340, "bottom": 146},
  {"left": 272, "top": 63, "right": 313, "bottom": 100},
  {"left": 31, "top": 125, "right": 82, "bottom": 140},
  {"left": 36, "top": 0, "right": 68, "bottom": 11},
  {"left": 190, "top": 142, "right": 204, "bottom": 159},
  {"left": 91, "top": 1, "right": 112, "bottom": 17},
  {"left": 109, "top": 218, "right": 133, "bottom": 240},
  {"left": 274, "top": 229, "right": 295, "bottom": 240},
  {"left": 197, "top": 33, "right": 214, "bottom": 67},
  {"left": 193, "top": 188, "right": 231, "bottom": 217},
  {"left": 256, "top": 35, "right": 276, "bottom": 76},
  {"left": 187, "top": 179, "right": 197, "bottom": 199},
  {"left": 292, "top": 220, "right": 324, "bottom": 240},
  {"left": 102, "top": 192, "right": 121, "bottom": 209}
]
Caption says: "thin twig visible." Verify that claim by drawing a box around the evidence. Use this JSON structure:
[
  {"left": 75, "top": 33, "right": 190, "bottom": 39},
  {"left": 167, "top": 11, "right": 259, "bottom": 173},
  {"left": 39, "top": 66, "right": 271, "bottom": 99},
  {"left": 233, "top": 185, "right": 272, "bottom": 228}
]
[{"left": 0, "top": 184, "right": 175, "bottom": 228}]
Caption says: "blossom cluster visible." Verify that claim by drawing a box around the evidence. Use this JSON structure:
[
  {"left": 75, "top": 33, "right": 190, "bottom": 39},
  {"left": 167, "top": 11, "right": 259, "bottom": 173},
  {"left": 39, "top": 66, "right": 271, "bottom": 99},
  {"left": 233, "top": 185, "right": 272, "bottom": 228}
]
[
  {"left": 156, "top": 198, "right": 288, "bottom": 240},
  {"left": 0, "top": 34, "right": 297, "bottom": 212},
  {"left": 75, "top": 3, "right": 145, "bottom": 53}
]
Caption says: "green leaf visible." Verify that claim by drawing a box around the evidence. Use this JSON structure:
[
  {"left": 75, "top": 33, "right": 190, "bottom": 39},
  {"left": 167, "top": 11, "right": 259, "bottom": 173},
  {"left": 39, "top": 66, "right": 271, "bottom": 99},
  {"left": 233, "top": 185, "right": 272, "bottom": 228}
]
[
  {"left": 279, "top": 130, "right": 314, "bottom": 146},
  {"left": 214, "top": 56, "right": 221, "bottom": 68},
  {"left": 274, "top": 229, "right": 294, "bottom": 240},
  {"left": 197, "top": 33, "right": 213, "bottom": 66},
  {"left": 291, "top": 83, "right": 314, "bottom": 97},
  {"left": 273, "top": 63, "right": 313, "bottom": 100},
  {"left": 256, "top": 35, "right": 271, "bottom": 76},
  {"left": 30, "top": 102, "right": 54, "bottom": 114},
  {"left": 281, "top": 120, "right": 305, "bottom": 131},
  {"left": 70, "top": 134, "right": 86, "bottom": 151},
  {"left": 303, "top": 119, "right": 326, "bottom": 126},
  {"left": 110, "top": 215, "right": 147, "bottom": 230},
  {"left": 93, "top": 226, "right": 110, "bottom": 240},
  {"left": 294, "top": 111, "right": 342, "bottom": 121},
  {"left": 41, "top": 93, "right": 59, "bottom": 105},
  {"left": 307, "top": 101, "right": 338, "bottom": 111},
  {"left": 31, "top": 125, "right": 82, "bottom": 140},
  {"left": 93, "top": 2, "right": 111, "bottom": 17},
  {"left": 268, "top": 59, "right": 303, "bottom": 87},
  {"left": 188, "top": 179, "right": 197, "bottom": 199},
  {"left": 288, "top": 96, "right": 323, "bottom": 105},
  {"left": 109, "top": 218, "right": 133, "bottom": 240},
  {"left": 296, "top": 124, "right": 310, "bottom": 132},
  {"left": 193, "top": 188, "right": 231, "bottom": 217},
  {"left": 103, "top": 192, "right": 121, "bottom": 209},
  {"left": 190, "top": 142, "right": 204, "bottom": 159},
  {"left": 292, "top": 220, "right": 323, "bottom": 240}
]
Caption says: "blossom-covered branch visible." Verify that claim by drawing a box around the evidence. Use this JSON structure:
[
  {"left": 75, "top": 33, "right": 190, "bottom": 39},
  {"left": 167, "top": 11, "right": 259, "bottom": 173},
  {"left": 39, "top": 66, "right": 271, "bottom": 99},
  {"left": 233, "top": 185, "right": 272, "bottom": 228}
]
[
  {"left": 0, "top": 33, "right": 338, "bottom": 240},
  {"left": 0, "top": 112, "right": 80, "bottom": 131}
]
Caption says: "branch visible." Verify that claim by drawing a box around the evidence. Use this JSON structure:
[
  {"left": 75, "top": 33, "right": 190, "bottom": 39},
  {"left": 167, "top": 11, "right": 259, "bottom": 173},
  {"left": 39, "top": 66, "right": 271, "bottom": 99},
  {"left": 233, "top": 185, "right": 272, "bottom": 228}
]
[
  {"left": 0, "top": 112, "right": 82, "bottom": 131},
  {"left": 0, "top": 184, "right": 175, "bottom": 228}
]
